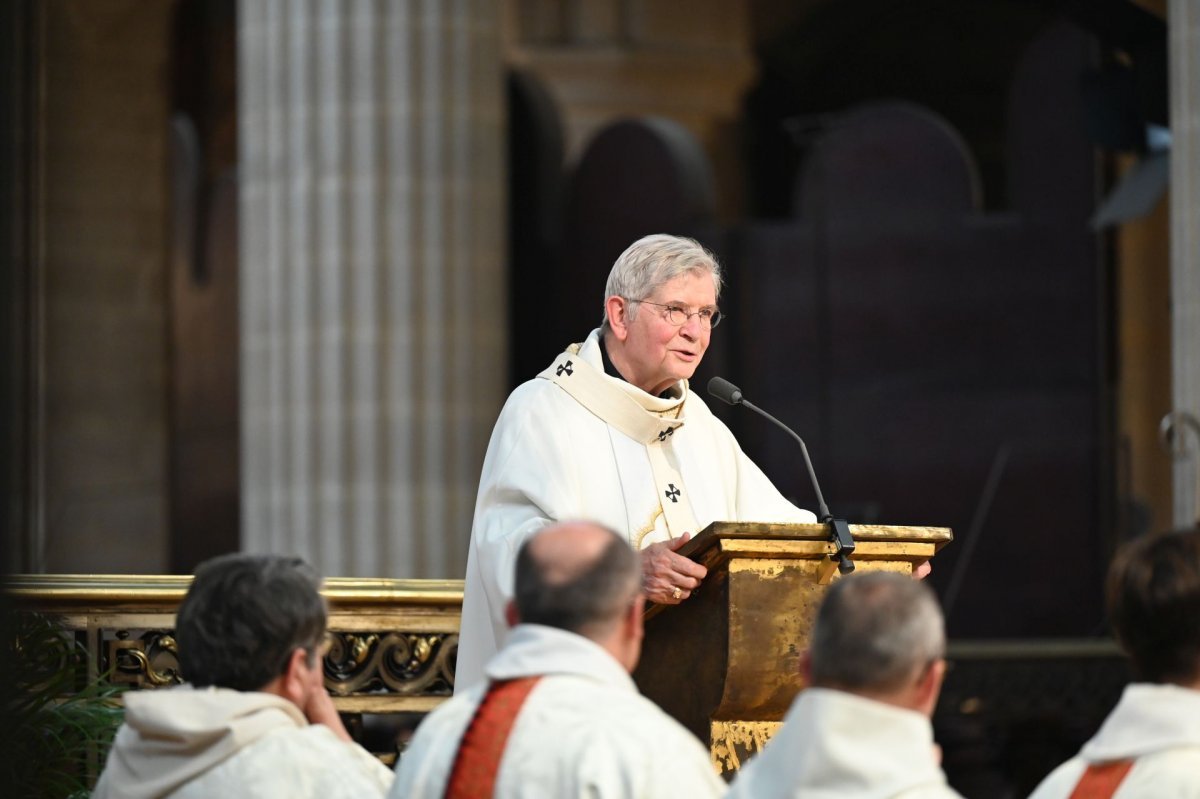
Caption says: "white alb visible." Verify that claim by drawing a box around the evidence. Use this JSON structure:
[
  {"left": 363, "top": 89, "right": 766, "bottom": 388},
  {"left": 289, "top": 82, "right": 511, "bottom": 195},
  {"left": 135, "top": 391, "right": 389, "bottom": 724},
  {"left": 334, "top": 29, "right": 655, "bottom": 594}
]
[
  {"left": 93, "top": 685, "right": 393, "bottom": 799},
  {"left": 392, "top": 624, "right": 726, "bottom": 799},
  {"left": 726, "top": 687, "right": 962, "bottom": 799},
  {"left": 1028, "top": 682, "right": 1200, "bottom": 798}
]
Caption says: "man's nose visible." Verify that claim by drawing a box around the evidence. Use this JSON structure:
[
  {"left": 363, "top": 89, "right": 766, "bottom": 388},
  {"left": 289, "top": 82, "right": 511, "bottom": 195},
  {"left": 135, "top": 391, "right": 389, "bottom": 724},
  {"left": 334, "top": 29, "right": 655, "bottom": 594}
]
[{"left": 679, "top": 314, "right": 703, "bottom": 338}]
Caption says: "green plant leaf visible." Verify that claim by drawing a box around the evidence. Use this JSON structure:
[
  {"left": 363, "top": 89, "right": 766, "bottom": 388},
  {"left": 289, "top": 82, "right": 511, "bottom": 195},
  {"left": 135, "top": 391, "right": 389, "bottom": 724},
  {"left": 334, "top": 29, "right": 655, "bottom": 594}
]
[{"left": 0, "top": 610, "right": 127, "bottom": 796}]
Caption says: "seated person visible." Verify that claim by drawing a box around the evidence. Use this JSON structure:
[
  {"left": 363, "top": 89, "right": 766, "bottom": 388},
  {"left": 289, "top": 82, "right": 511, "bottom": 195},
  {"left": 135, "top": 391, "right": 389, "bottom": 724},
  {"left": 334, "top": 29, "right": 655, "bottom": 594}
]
[
  {"left": 1029, "top": 528, "right": 1200, "bottom": 798},
  {"left": 392, "top": 520, "right": 725, "bottom": 798},
  {"left": 727, "top": 570, "right": 961, "bottom": 799},
  {"left": 94, "top": 554, "right": 393, "bottom": 798},
  {"left": 457, "top": 233, "right": 818, "bottom": 690}
]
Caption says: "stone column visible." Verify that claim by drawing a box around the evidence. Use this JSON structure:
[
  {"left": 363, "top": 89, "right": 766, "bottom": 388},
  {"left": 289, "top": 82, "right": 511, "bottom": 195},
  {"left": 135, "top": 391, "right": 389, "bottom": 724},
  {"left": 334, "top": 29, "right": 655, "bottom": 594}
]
[
  {"left": 1170, "top": 0, "right": 1200, "bottom": 526},
  {"left": 239, "top": 0, "right": 506, "bottom": 578}
]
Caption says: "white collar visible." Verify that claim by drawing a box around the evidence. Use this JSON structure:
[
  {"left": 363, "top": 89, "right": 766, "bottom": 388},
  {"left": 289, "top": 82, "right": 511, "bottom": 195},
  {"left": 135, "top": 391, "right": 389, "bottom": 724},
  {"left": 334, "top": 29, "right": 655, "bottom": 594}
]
[
  {"left": 740, "top": 687, "right": 947, "bottom": 796},
  {"left": 484, "top": 624, "right": 636, "bottom": 693},
  {"left": 1082, "top": 682, "right": 1200, "bottom": 760}
]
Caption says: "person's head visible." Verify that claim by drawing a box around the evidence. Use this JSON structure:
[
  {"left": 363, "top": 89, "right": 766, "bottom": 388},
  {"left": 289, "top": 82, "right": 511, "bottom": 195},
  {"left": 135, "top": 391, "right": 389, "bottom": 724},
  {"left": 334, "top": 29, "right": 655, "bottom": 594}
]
[
  {"left": 1107, "top": 528, "right": 1200, "bottom": 687},
  {"left": 601, "top": 234, "right": 724, "bottom": 396},
  {"left": 175, "top": 554, "right": 328, "bottom": 704},
  {"left": 806, "top": 571, "right": 947, "bottom": 716},
  {"left": 507, "top": 521, "right": 645, "bottom": 671}
]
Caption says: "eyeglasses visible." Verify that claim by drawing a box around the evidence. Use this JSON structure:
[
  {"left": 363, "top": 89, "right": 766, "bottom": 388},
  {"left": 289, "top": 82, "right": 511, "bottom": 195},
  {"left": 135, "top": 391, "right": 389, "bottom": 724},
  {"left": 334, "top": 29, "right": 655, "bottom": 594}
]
[{"left": 634, "top": 300, "right": 723, "bottom": 329}]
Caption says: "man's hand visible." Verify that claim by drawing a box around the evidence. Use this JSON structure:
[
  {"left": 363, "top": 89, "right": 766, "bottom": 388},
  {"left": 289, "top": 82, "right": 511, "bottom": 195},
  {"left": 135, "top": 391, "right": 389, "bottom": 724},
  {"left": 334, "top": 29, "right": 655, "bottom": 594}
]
[
  {"left": 913, "top": 560, "right": 932, "bottom": 580},
  {"left": 303, "top": 674, "right": 353, "bottom": 742},
  {"left": 641, "top": 533, "right": 707, "bottom": 604}
]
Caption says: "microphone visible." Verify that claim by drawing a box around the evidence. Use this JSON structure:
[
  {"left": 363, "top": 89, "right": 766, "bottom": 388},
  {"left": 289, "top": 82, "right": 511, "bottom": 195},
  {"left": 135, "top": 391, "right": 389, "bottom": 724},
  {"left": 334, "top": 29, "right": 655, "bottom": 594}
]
[{"left": 708, "top": 376, "right": 855, "bottom": 574}]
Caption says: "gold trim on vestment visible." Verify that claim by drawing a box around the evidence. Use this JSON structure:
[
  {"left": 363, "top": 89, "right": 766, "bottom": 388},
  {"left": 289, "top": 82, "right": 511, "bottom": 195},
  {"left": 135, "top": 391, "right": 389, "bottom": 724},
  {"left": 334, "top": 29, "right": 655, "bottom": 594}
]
[{"left": 633, "top": 507, "right": 665, "bottom": 550}]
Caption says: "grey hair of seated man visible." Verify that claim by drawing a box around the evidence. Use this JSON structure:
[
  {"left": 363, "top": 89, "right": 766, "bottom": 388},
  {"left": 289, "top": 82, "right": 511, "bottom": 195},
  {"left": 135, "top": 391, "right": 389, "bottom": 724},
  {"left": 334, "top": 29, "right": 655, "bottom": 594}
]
[
  {"left": 808, "top": 571, "right": 945, "bottom": 694},
  {"left": 599, "top": 234, "right": 724, "bottom": 333},
  {"left": 175, "top": 553, "right": 327, "bottom": 692},
  {"left": 513, "top": 521, "right": 641, "bottom": 639}
]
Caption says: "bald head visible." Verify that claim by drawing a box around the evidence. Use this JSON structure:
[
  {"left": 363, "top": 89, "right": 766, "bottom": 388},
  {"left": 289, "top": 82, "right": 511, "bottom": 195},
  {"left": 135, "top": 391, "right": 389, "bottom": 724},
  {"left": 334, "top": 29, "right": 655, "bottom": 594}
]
[{"left": 514, "top": 522, "right": 641, "bottom": 638}]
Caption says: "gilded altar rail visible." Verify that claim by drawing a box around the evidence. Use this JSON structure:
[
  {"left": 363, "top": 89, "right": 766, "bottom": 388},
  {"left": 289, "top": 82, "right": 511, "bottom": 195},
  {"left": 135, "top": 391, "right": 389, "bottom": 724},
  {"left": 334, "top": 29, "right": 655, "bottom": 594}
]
[{"left": 4, "top": 574, "right": 466, "bottom": 715}]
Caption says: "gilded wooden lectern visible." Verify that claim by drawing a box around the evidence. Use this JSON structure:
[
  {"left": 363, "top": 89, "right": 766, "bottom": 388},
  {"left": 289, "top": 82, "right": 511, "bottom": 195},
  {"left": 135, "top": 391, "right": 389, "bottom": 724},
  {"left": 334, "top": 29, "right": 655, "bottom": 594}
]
[{"left": 632, "top": 521, "right": 952, "bottom": 776}]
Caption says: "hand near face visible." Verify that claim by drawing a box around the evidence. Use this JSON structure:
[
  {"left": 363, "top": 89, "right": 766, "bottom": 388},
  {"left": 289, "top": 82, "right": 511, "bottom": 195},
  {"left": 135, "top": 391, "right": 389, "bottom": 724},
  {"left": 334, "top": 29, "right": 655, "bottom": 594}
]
[
  {"left": 302, "top": 658, "right": 353, "bottom": 742},
  {"left": 640, "top": 532, "right": 708, "bottom": 604}
]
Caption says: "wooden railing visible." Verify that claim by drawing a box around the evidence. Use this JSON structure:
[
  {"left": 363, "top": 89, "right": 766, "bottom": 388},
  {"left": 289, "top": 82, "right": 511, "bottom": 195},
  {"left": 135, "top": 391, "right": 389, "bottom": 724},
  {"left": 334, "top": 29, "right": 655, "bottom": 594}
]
[{"left": 4, "top": 574, "right": 464, "bottom": 716}]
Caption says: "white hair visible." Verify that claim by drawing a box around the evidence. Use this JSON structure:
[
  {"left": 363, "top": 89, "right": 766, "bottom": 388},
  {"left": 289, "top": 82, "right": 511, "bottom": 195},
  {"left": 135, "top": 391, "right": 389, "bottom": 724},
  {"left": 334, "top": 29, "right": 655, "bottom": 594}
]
[{"left": 601, "top": 234, "right": 723, "bottom": 332}]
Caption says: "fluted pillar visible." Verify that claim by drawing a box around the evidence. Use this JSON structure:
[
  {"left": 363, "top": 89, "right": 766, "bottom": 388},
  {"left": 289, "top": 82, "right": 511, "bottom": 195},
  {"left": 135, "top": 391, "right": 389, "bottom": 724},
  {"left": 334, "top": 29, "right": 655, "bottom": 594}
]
[
  {"left": 1170, "top": 0, "right": 1200, "bottom": 526},
  {"left": 239, "top": 0, "right": 506, "bottom": 578}
]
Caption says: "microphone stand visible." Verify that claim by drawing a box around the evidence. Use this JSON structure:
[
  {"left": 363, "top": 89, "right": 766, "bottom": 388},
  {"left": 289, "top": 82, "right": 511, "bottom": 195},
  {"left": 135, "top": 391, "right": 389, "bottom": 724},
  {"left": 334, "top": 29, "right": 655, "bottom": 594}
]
[{"left": 738, "top": 397, "right": 856, "bottom": 574}]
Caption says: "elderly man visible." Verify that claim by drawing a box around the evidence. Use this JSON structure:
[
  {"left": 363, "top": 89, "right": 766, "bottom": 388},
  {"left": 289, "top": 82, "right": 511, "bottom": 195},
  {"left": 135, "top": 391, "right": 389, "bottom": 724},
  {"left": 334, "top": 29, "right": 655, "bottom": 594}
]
[
  {"left": 94, "top": 554, "right": 392, "bottom": 798},
  {"left": 727, "top": 570, "right": 961, "bottom": 799},
  {"left": 1029, "top": 528, "right": 1200, "bottom": 798},
  {"left": 393, "top": 521, "right": 725, "bottom": 798},
  {"left": 457, "top": 233, "right": 817, "bottom": 689}
]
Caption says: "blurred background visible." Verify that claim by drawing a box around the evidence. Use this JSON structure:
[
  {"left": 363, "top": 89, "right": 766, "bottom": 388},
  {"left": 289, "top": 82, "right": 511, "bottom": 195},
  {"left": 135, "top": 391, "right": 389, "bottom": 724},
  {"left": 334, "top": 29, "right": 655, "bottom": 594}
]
[{"left": 3, "top": 1, "right": 1197, "bottom": 794}]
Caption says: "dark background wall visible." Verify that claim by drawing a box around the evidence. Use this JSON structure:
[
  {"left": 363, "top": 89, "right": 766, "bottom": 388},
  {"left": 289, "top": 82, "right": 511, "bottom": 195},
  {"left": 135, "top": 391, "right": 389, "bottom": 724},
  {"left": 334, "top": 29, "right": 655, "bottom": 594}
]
[
  {"left": 7, "top": 0, "right": 1169, "bottom": 607},
  {"left": 508, "top": 2, "right": 1171, "bottom": 640}
]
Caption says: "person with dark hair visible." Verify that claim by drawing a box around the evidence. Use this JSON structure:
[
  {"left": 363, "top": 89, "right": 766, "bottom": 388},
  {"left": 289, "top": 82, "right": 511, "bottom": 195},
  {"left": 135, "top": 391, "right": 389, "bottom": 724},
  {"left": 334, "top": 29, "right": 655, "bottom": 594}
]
[
  {"left": 1030, "top": 528, "right": 1200, "bottom": 798},
  {"left": 392, "top": 520, "right": 724, "bottom": 798},
  {"left": 456, "top": 233, "right": 819, "bottom": 691},
  {"left": 727, "top": 571, "right": 961, "bottom": 798},
  {"left": 94, "top": 554, "right": 393, "bottom": 798}
]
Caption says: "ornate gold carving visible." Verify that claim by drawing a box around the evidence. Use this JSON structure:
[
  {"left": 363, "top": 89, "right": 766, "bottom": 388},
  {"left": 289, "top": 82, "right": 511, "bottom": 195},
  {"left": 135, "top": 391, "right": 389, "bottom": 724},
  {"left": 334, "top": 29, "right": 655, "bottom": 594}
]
[
  {"left": 633, "top": 507, "right": 664, "bottom": 550},
  {"left": 5, "top": 574, "right": 465, "bottom": 717},
  {"left": 325, "top": 632, "right": 457, "bottom": 696},
  {"left": 107, "top": 631, "right": 182, "bottom": 687},
  {"left": 710, "top": 720, "right": 781, "bottom": 775},
  {"left": 349, "top": 635, "right": 377, "bottom": 667}
]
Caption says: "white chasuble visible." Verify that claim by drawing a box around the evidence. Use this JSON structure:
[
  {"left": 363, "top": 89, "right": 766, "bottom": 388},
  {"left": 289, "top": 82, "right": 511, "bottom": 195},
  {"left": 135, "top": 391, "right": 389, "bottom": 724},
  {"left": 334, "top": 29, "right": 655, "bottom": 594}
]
[
  {"left": 455, "top": 329, "right": 816, "bottom": 692},
  {"left": 536, "top": 342, "right": 699, "bottom": 544}
]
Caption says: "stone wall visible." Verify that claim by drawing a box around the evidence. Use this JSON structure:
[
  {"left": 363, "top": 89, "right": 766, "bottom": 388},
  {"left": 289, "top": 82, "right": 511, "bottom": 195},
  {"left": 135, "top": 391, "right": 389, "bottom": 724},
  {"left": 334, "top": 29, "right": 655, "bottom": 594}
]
[{"left": 35, "top": 0, "right": 175, "bottom": 573}]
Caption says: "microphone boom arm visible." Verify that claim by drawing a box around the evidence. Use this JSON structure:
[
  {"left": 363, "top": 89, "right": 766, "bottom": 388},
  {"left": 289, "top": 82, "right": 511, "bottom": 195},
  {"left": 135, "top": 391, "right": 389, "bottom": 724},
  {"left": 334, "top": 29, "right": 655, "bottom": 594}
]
[
  {"left": 739, "top": 400, "right": 856, "bottom": 574},
  {"left": 707, "top": 375, "right": 856, "bottom": 574},
  {"left": 741, "top": 399, "right": 831, "bottom": 521}
]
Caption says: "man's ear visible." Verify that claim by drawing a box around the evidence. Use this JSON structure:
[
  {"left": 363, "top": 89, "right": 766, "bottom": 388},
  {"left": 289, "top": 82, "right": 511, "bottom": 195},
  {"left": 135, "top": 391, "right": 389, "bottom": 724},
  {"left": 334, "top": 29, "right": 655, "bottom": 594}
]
[
  {"left": 605, "top": 296, "right": 630, "bottom": 342},
  {"left": 504, "top": 600, "right": 520, "bottom": 629},
  {"left": 628, "top": 595, "right": 645, "bottom": 643},
  {"left": 280, "top": 648, "right": 311, "bottom": 706},
  {"left": 800, "top": 650, "right": 813, "bottom": 684},
  {"left": 619, "top": 595, "right": 647, "bottom": 674},
  {"left": 914, "top": 658, "right": 947, "bottom": 716}
]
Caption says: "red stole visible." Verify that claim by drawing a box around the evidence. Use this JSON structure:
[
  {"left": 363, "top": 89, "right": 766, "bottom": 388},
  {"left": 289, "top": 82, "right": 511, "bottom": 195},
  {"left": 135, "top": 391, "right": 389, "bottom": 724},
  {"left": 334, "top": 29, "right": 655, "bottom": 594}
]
[
  {"left": 444, "top": 677, "right": 543, "bottom": 799},
  {"left": 1068, "top": 760, "right": 1135, "bottom": 799}
]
